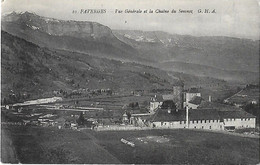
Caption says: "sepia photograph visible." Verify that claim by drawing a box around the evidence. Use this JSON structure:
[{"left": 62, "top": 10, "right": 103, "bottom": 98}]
[{"left": 1, "top": 0, "right": 259, "bottom": 164}]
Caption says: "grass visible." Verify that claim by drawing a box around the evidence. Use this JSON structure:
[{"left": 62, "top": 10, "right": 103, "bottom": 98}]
[
  {"left": 90, "top": 129, "right": 259, "bottom": 164},
  {"left": 2, "top": 126, "right": 120, "bottom": 164},
  {"left": 2, "top": 125, "right": 259, "bottom": 164},
  {"left": 229, "top": 87, "right": 259, "bottom": 104}
]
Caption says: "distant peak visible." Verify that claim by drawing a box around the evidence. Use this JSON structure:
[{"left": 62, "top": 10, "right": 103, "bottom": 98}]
[{"left": 5, "top": 11, "right": 37, "bottom": 16}]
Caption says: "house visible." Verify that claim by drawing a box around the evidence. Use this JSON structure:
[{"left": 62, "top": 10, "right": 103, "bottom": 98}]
[
  {"left": 251, "top": 100, "right": 258, "bottom": 104},
  {"left": 183, "top": 88, "right": 201, "bottom": 109},
  {"left": 187, "top": 96, "right": 203, "bottom": 109},
  {"left": 149, "top": 95, "right": 163, "bottom": 113},
  {"left": 122, "top": 112, "right": 129, "bottom": 123},
  {"left": 130, "top": 113, "right": 151, "bottom": 127},
  {"left": 162, "top": 94, "right": 174, "bottom": 100}
]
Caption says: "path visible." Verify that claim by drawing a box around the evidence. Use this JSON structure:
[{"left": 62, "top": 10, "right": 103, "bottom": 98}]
[{"left": 224, "top": 89, "right": 244, "bottom": 102}]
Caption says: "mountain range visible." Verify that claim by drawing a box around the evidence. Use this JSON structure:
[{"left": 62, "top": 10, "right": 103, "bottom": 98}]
[{"left": 1, "top": 12, "right": 259, "bottom": 99}]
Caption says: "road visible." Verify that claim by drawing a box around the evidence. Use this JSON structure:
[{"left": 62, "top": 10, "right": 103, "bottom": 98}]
[{"left": 224, "top": 89, "right": 244, "bottom": 102}]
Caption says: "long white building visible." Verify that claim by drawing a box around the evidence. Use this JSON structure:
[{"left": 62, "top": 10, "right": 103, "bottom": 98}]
[{"left": 150, "top": 107, "right": 256, "bottom": 131}]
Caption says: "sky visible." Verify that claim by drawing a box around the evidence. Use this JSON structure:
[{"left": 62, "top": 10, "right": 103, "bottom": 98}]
[{"left": 1, "top": 0, "right": 260, "bottom": 40}]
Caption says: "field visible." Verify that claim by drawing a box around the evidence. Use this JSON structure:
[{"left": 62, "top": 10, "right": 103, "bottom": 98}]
[
  {"left": 2, "top": 125, "right": 259, "bottom": 164},
  {"left": 228, "top": 87, "right": 259, "bottom": 104}
]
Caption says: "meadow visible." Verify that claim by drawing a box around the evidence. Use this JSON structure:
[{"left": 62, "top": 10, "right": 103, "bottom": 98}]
[{"left": 2, "top": 125, "right": 259, "bottom": 164}]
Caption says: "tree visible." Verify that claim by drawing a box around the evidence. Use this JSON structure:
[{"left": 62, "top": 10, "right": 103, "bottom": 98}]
[
  {"left": 161, "top": 100, "right": 176, "bottom": 110},
  {"left": 135, "top": 102, "right": 139, "bottom": 108},
  {"left": 3, "top": 98, "right": 7, "bottom": 105},
  {"left": 77, "top": 112, "right": 85, "bottom": 125},
  {"left": 126, "top": 111, "right": 131, "bottom": 120},
  {"left": 142, "top": 100, "right": 149, "bottom": 107}
]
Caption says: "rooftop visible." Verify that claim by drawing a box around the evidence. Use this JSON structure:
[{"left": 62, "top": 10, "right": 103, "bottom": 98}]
[
  {"left": 162, "top": 94, "right": 174, "bottom": 100},
  {"left": 186, "top": 88, "right": 200, "bottom": 93},
  {"left": 189, "top": 96, "right": 203, "bottom": 105},
  {"left": 218, "top": 110, "right": 255, "bottom": 119},
  {"left": 151, "top": 108, "right": 220, "bottom": 122},
  {"left": 150, "top": 107, "right": 256, "bottom": 122},
  {"left": 151, "top": 95, "right": 163, "bottom": 102}
]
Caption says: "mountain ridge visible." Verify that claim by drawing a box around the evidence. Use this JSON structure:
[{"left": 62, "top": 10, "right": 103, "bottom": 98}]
[{"left": 2, "top": 12, "right": 259, "bottom": 85}]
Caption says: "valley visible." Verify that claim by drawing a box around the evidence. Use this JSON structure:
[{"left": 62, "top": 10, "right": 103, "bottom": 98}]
[{"left": 1, "top": 11, "right": 259, "bottom": 164}]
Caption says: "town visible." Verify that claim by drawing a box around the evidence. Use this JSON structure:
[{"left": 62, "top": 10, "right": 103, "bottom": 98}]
[
  {"left": 1, "top": 5, "right": 259, "bottom": 163},
  {"left": 2, "top": 83, "right": 258, "bottom": 134}
]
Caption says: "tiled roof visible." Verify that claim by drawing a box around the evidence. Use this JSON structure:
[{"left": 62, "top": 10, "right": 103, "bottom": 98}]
[
  {"left": 151, "top": 108, "right": 220, "bottom": 122},
  {"left": 150, "top": 107, "right": 256, "bottom": 123},
  {"left": 151, "top": 95, "right": 164, "bottom": 102},
  {"left": 162, "top": 95, "right": 174, "bottom": 100},
  {"left": 190, "top": 109, "right": 220, "bottom": 120},
  {"left": 189, "top": 96, "right": 203, "bottom": 105},
  {"left": 173, "top": 81, "right": 184, "bottom": 86},
  {"left": 187, "top": 88, "right": 199, "bottom": 93},
  {"left": 218, "top": 110, "right": 255, "bottom": 119}
]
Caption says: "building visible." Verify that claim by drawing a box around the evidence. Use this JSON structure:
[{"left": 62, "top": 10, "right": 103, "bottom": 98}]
[
  {"left": 146, "top": 84, "right": 257, "bottom": 131},
  {"left": 151, "top": 107, "right": 223, "bottom": 130},
  {"left": 162, "top": 94, "right": 174, "bottom": 100},
  {"left": 150, "top": 106, "right": 256, "bottom": 131},
  {"left": 173, "top": 83, "right": 184, "bottom": 110},
  {"left": 122, "top": 112, "right": 129, "bottom": 123},
  {"left": 218, "top": 110, "right": 256, "bottom": 130},
  {"left": 183, "top": 88, "right": 202, "bottom": 109},
  {"left": 186, "top": 96, "right": 203, "bottom": 109},
  {"left": 149, "top": 95, "right": 163, "bottom": 113}
]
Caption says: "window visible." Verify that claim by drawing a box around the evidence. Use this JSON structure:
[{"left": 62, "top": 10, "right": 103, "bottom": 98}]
[
  {"left": 201, "top": 120, "right": 202, "bottom": 123},
  {"left": 202, "top": 126, "right": 204, "bottom": 129},
  {"left": 194, "top": 126, "right": 196, "bottom": 129},
  {"left": 209, "top": 120, "right": 211, "bottom": 123},
  {"left": 180, "top": 121, "right": 182, "bottom": 124},
  {"left": 204, "top": 120, "right": 206, "bottom": 123},
  {"left": 192, "top": 121, "right": 194, "bottom": 124},
  {"left": 209, "top": 126, "right": 211, "bottom": 129}
]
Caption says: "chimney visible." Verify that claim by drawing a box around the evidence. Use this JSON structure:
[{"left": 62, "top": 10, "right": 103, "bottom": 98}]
[
  {"left": 209, "top": 95, "right": 211, "bottom": 102},
  {"left": 186, "top": 106, "right": 189, "bottom": 128}
]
